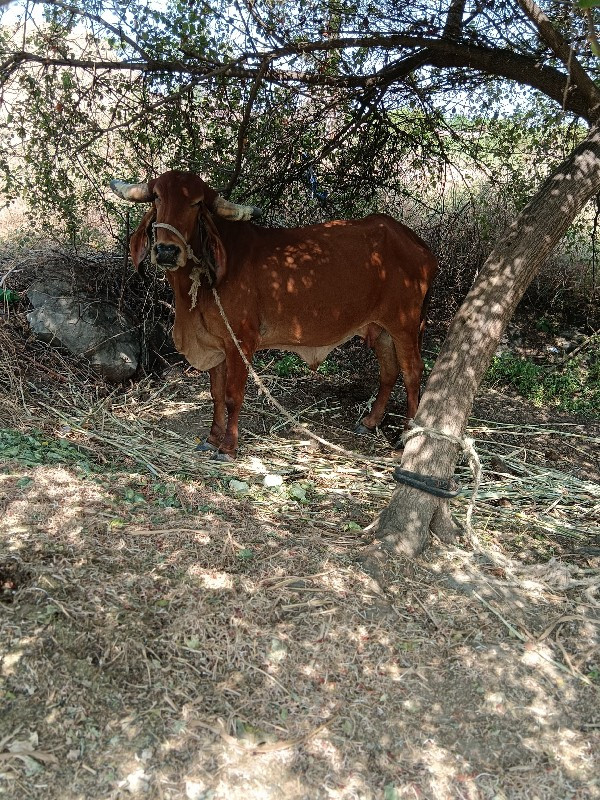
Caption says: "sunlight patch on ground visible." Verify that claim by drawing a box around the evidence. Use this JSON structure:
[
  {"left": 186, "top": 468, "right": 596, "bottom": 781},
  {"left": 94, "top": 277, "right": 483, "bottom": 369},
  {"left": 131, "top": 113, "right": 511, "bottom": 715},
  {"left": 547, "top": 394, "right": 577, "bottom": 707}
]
[
  {"left": 191, "top": 570, "right": 234, "bottom": 590},
  {"left": 420, "top": 741, "right": 474, "bottom": 798},
  {"left": 520, "top": 643, "right": 570, "bottom": 686},
  {"left": 151, "top": 400, "right": 205, "bottom": 418},
  {"left": 2, "top": 466, "right": 108, "bottom": 551}
]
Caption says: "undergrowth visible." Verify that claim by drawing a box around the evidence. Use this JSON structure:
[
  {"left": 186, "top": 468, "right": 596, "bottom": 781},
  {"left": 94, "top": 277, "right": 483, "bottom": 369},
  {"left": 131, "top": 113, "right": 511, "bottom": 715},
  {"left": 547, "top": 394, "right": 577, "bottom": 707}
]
[
  {"left": 255, "top": 352, "right": 341, "bottom": 377},
  {"left": 485, "top": 349, "right": 600, "bottom": 413},
  {"left": 0, "top": 429, "right": 95, "bottom": 472}
]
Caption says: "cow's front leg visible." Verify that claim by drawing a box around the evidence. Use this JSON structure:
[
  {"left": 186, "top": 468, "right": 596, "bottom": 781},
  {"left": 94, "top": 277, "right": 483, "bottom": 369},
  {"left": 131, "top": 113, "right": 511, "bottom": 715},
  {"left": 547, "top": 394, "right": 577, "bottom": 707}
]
[
  {"left": 197, "top": 362, "right": 227, "bottom": 452},
  {"left": 213, "top": 347, "right": 252, "bottom": 461}
]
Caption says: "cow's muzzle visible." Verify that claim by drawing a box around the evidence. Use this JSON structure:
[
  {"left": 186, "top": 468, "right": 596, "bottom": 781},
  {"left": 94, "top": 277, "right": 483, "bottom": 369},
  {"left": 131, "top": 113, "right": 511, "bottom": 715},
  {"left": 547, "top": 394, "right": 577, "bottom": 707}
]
[{"left": 154, "top": 242, "right": 181, "bottom": 268}]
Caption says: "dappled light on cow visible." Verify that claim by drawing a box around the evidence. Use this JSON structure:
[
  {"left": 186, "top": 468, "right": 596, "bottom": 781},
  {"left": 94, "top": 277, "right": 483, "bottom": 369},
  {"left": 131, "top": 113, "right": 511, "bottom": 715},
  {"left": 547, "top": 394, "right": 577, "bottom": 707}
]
[{"left": 110, "top": 170, "right": 437, "bottom": 460}]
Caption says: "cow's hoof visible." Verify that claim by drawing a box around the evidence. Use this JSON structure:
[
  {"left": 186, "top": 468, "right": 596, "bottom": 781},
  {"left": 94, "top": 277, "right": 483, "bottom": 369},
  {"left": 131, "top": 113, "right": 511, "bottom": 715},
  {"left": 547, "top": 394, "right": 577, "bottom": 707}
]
[
  {"left": 196, "top": 440, "right": 218, "bottom": 452},
  {"left": 211, "top": 451, "right": 235, "bottom": 463},
  {"left": 355, "top": 423, "right": 375, "bottom": 435}
]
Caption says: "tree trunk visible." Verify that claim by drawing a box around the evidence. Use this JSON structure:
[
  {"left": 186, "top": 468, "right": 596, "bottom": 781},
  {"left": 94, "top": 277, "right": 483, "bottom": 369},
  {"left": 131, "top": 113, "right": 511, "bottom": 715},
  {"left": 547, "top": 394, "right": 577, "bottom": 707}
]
[{"left": 366, "top": 123, "right": 600, "bottom": 558}]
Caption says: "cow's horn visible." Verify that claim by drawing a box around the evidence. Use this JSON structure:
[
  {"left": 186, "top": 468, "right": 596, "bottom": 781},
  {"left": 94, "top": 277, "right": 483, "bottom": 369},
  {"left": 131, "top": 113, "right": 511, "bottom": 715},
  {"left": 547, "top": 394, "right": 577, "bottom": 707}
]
[
  {"left": 213, "top": 196, "right": 261, "bottom": 222},
  {"left": 109, "top": 179, "right": 153, "bottom": 203}
]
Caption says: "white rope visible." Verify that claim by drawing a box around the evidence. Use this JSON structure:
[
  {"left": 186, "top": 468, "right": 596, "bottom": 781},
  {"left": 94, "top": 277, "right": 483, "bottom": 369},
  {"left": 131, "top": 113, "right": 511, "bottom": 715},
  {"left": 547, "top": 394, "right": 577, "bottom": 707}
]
[{"left": 188, "top": 266, "right": 203, "bottom": 309}]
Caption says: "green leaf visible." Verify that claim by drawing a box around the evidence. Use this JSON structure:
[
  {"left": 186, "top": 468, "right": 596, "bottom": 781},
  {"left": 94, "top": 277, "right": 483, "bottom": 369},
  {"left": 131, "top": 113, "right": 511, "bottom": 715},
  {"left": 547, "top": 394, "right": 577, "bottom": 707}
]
[{"left": 0, "top": 288, "right": 19, "bottom": 303}]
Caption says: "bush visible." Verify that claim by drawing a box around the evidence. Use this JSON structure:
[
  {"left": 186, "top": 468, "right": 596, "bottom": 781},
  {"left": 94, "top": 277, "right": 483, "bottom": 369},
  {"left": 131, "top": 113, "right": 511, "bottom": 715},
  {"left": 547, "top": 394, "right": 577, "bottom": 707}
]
[{"left": 485, "top": 349, "right": 600, "bottom": 413}]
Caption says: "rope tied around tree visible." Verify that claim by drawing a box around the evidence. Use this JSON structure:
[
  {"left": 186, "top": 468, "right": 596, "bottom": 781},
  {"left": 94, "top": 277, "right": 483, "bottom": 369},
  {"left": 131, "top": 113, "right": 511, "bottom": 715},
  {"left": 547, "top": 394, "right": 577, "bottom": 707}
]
[{"left": 400, "top": 421, "right": 483, "bottom": 542}]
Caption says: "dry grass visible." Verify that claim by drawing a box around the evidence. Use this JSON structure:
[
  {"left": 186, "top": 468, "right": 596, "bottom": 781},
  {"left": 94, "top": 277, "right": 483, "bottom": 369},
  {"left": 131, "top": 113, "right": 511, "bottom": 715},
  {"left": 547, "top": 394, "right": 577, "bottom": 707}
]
[{"left": 1, "top": 247, "right": 600, "bottom": 799}]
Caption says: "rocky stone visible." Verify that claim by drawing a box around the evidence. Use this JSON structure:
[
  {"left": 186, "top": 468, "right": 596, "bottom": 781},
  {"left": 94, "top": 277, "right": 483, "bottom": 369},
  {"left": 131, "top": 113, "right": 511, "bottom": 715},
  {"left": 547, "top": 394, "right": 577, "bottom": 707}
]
[
  {"left": 27, "top": 277, "right": 141, "bottom": 382},
  {"left": 263, "top": 473, "right": 284, "bottom": 488}
]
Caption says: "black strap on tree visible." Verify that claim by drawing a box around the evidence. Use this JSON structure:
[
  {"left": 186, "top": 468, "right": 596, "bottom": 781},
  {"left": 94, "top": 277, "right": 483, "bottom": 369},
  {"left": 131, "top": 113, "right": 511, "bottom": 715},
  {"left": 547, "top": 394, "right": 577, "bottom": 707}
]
[{"left": 393, "top": 468, "right": 461, "bottom": 499}]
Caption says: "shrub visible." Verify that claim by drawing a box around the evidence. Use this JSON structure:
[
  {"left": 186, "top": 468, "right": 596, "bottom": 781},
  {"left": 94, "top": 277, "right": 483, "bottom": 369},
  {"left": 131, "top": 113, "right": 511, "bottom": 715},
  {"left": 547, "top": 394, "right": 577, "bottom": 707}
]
[{"left": 485, "top": 349, "right": 600, "bottom": 413}]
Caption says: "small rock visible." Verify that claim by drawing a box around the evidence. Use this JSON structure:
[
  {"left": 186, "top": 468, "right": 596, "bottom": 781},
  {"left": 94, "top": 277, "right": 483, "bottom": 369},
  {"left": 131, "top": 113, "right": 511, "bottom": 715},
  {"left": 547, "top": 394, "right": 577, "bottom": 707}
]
[
  {"left": 229, "top": 479, "right": 249, "bottom": 494},
  {"left": 139, "top": 747, "right": 153, "bottom": 762},
  {"left": 120, "top": 768, "right": 150, "bottom": 794},
  {"left": 267, "top": 637, "right": 288, "bottom": 663},
  {"left": 186, "top": 782, "right": 211, "bottom": 800},
  {"left": 263, "top": 473, "right": 283, "bottom": 488}
]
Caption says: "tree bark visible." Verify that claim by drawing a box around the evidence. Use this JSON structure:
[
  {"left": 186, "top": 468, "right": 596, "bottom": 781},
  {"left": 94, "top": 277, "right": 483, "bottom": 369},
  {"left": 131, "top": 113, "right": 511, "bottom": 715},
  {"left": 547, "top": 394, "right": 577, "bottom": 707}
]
[{"left": 366, "top": 123, "right": 600, "bottom": 558}]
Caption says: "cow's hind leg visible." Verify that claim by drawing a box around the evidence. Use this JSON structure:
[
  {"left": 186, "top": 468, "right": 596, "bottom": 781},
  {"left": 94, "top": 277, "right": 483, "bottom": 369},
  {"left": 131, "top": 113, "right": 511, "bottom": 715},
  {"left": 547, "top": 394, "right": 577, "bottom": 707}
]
[
  {"left": 196, "top": 362, "right": 227, "bottom": 452},
  {"left": 357, "top": 330, "right": 401, "bottom": 433},
  {"left": 391, "top": 328, "right": 424, "bottom": 427}
]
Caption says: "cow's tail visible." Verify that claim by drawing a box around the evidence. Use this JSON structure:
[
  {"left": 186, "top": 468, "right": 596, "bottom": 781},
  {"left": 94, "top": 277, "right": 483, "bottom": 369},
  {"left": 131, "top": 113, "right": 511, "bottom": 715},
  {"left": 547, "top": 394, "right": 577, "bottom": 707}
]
[{"left": 418, "top": 285, "right": 433, "bottom": 352}]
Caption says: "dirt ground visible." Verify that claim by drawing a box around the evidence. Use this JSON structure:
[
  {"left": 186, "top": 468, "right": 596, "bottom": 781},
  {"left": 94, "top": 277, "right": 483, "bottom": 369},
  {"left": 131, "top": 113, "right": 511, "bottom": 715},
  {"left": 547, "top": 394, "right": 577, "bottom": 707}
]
[{"left": 1, "top": 279, "right": 599, "bottom": 799}]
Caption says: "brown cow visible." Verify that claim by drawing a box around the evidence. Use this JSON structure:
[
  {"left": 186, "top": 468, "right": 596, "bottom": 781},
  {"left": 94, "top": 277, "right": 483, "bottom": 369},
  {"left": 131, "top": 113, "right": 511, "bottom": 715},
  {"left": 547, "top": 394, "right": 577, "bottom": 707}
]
[{"left": 110, "top": 170, "right": 437, "bottom": 460}]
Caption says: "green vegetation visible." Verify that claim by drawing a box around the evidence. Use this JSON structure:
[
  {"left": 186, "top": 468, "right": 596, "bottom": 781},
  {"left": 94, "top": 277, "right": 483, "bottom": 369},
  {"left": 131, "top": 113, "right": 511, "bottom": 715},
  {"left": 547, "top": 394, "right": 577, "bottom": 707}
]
[
  {"left": 273, "top": 354, "right": 305, "bottom": 377},
  {"left": 485, "top": 350, "right": 600, "bottom": 413},
  {"left": 255, "top": 353, "right": 341, "bottom": 378},
  {"left": 0, "top": 428, "right": 93, "bottom": 470}
]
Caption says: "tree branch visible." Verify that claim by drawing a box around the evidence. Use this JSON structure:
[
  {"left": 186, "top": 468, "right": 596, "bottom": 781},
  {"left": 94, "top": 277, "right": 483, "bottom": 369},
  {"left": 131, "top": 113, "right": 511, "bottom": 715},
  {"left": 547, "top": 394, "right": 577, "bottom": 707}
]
[
  {"left": 443, "top": 0, "right": 467, "bottom": 39},
  {"left": 516, "top": 0, "right": 600, "bottom": 115},
  {"left": 4, "top": 30, "right": 599, "bottom": 123},
  {"left": 30, "top": 0, "right": 151, "bottom": 60},
  {"left": 224, "top": 56, "right": 270, "bottom": 197}
]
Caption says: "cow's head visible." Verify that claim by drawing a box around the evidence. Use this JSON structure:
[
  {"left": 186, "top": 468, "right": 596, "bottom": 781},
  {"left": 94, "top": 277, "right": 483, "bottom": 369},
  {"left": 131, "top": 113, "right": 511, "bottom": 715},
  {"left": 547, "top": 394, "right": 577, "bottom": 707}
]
[{"left": 110, "top": 170, "right": 261, "bottom": 282}]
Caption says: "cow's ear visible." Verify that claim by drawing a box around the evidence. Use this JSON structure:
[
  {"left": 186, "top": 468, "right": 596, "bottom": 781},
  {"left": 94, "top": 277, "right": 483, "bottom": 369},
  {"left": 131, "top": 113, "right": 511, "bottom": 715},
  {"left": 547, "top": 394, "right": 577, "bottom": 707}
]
[
  {"left": 212, "top": 237, "right": 227, "bottom": 285},
  {"left": 201, "top": 210, "right": 227, "bottom": 285},
  {"left": 130, "top": 207, "right": 156, "bottom": 270}
]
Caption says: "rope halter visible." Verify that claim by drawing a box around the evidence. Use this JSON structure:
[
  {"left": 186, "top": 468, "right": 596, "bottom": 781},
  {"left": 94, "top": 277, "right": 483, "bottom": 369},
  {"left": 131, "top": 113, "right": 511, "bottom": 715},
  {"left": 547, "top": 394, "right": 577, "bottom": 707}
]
[
  {"left": 152, "top": 221, "right": 215, "bottom": 310},
  {"left": 152, "top": 222, "right": 201, "bottom": 266}
]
